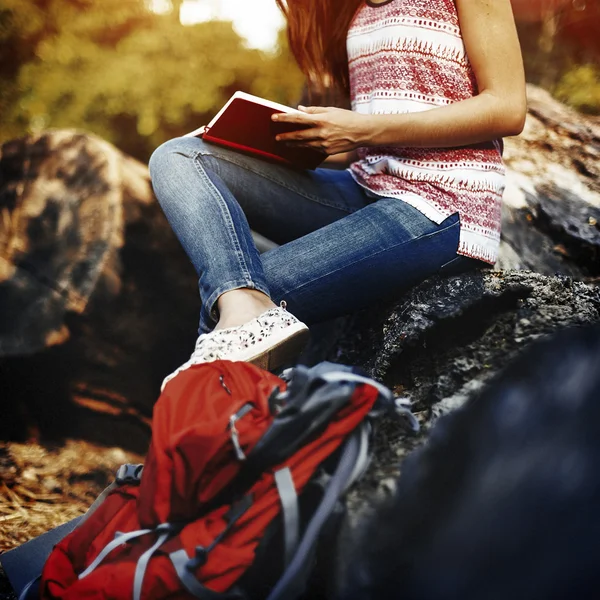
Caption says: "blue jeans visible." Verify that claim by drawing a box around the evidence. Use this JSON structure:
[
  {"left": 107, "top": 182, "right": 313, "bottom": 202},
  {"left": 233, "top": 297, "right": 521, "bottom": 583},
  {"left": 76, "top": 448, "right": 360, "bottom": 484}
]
[{"left": 149, "top": 136, "right": 470, "bottom": 333}]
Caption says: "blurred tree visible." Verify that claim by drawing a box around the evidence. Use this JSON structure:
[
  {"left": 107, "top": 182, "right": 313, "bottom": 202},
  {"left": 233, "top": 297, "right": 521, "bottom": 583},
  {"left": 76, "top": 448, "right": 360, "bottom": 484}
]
[
  {"left": 514, "top": 0, "right": 600, "bottom": 114},
  {"left": 0, "top": 0, "right": 154, "bottom": 140},
  {"left": 0, "top": 0, "right": 304, "bottom": 160},
  {"left": 511, "top": 0, "right": 572, "bottom": 22},
  {"left": 0, "top": 0, "right": 60, "bottom": 140},
  {"left": 555, "top": 64, "right": 600, "bottom": 115}
]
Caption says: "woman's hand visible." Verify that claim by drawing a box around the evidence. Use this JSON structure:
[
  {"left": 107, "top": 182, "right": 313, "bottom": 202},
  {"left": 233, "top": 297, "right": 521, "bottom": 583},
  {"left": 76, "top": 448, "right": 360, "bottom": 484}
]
[{"left": 272, "top": 107, "right": 370, "bottom": 155}]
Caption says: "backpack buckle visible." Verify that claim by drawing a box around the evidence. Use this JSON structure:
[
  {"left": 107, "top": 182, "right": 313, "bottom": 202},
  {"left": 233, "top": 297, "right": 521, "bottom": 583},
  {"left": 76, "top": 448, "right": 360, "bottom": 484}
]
[
  {"left": 229, "top": 404, "right": 254, "bottom": 461},
  {"left": 115, "top": 463, "right": 144, "bottom": 485}
]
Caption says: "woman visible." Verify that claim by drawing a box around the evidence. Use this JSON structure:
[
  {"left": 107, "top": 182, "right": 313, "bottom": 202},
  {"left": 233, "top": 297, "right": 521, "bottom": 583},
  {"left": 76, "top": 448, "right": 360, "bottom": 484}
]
[{"left": 149, "top": 0, "right": 526, "bottom": 387}]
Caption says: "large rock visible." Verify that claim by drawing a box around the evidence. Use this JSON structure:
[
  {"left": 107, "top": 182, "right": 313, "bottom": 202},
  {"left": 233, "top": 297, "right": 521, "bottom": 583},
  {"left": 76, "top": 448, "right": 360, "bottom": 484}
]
[
  {"left": 337, "top": 271, "right": 600, "bottom": 403},
  {"left": 499, "top": 85, "right": 600, "bottom": 277},
  {"left": 334, "top": 270, "right": 600, "bottom": 514},
  {"left": 0, "top": 131, "right": 199, "bottom": 451},
  {"left": 336, "top": 324, "right": 600, "bottom": 600}
]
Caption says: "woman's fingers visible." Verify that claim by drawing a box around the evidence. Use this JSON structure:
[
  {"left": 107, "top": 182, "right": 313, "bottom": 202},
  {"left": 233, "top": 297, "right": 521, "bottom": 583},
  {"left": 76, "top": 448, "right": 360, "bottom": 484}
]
[
  {"left": 272, "top": 111, "right": 317, "bottom": 126},
  {"left": 276, "top": 127, "right": 322, "bottom": 142},
  {"left": 297, "top": 105, "right": 332, "bottom": 114}
]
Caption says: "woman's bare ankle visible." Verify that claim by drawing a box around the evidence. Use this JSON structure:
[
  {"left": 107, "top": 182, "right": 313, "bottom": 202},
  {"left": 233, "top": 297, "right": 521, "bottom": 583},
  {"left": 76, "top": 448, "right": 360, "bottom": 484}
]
[{"left": 214, "top": 289, "right": 277, "bottom": 330}]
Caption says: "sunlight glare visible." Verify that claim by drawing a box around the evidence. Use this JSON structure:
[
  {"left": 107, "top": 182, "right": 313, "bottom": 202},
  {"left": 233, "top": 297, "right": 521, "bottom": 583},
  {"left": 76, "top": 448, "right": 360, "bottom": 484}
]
[
  {"left": 179, "top": 0, "right": 284, "bottom": 51},
  {"left": 147, "top": 0, "right": 170, "bottom": 15}
]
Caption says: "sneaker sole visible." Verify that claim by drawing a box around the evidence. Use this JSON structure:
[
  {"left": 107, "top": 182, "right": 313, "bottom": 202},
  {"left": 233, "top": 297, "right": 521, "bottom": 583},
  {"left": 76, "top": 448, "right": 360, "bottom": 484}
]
[
  {"left": 246, "top": 325, "right": 310, "bottom": 372},
  {"left": 161, "top": 321, "right": 310, "bottom": 390}
]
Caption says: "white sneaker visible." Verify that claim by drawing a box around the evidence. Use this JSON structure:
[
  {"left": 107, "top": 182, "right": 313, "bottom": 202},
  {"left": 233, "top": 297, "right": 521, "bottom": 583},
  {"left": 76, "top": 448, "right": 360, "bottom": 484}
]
[{"left": 161, "top": 302, "right": 309, "bottom": 390}]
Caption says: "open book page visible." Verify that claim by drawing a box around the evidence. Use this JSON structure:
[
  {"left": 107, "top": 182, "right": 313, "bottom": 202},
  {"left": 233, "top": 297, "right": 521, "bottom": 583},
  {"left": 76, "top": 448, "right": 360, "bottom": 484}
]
[
  {"left": 184, "top": 125, "right": 207, "bottom": 138},
  {"left": 207, "top": 92, "right": 302, "bottom": 129}
]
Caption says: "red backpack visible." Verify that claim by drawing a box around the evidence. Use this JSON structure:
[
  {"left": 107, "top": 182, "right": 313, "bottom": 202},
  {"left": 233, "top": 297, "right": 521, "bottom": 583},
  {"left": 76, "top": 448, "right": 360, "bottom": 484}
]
[{"left": 37, "top": 360, "right": 418, "bottom": 600}]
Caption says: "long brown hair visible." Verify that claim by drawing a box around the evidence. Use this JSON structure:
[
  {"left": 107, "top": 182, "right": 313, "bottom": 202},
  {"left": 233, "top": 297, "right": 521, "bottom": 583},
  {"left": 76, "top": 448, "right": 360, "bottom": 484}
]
[{"left": 275, "top": 0, "right": 363, "bottom": 97}]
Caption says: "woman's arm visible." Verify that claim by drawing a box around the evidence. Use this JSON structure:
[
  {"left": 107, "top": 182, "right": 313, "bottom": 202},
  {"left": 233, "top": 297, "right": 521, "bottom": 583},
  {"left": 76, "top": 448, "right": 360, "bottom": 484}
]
[
  {"left": 273, "top": 0, "right": 527, "bottom": 154},
  {"left": 368, "top": 0, "right": 527, "bottom": 147}
]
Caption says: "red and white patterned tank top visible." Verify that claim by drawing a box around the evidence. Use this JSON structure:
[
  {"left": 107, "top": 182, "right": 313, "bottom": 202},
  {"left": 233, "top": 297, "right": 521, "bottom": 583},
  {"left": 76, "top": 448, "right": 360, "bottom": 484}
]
[{"left": 347, "top": 0, "right": 505, "bottom": 264}]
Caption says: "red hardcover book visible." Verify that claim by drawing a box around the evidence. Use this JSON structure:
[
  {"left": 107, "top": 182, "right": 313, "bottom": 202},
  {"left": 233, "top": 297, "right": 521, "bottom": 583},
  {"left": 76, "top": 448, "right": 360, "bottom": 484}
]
[{"left": 186, "top": 91, "right": 326, "bottom": 170}]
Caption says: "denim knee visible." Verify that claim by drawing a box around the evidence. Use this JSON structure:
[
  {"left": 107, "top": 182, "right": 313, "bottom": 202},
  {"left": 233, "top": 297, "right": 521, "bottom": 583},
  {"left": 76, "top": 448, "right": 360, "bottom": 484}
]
[
  {"left": 148, "top": 137, "right": 223, "bottom": 221},
  {"left": 148, "top": 136, "right": 207, "bottom": 181}
]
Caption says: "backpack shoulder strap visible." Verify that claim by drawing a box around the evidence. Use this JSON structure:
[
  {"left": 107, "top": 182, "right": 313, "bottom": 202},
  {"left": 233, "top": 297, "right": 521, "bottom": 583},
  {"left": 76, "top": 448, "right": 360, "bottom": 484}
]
[
  {"left": 273, "top": 466, "right": 300, "bottom": 567},
  {"left": 169, "top": 550, "right": 247, "bottom": 600},
  {"left": 168, "top": 496, "right": 254, "bottom": 600},
  {"left": 316, "top": 370, "right": 420, "bottom": 433},
  {"left": 265, "top": 422, "right": 371, "bottom": 600}
]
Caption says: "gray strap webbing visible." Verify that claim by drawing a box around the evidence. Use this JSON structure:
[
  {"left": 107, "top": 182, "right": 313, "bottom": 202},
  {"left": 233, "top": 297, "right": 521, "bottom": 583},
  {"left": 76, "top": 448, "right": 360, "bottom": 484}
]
[
  {"left": 393, "top": 398, "right": 420, "bottom": 432},
  {"left": 133, "top": 530, "right": 171, "bottom": 600},
  {"left": 274, "top": 467, "right": 300, "bottom": 567},
  {"left": 343, "top": 422, "right": 371, "bottom": 493},
  {"left": 169, "top": 550, "right": 246, "bottom": 600},
  {"left": 319, "top": 372, "right": 419, "bottom": 432},
  {"left": 265, "top": 428, "right": 365, "bottom": 600},
  {"left": 318, "top": 371, "right": 394, "bottom": 403},
  {"left": 75, "top": 464, "right": 148, "bottom": 581},
  {"left": 78, "top": 528, "right": 152, "bottom": 580}
]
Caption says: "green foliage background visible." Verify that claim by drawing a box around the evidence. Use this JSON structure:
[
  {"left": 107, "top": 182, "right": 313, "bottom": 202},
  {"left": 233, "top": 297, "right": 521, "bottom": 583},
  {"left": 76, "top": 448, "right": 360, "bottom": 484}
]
[
  {"left": 0, "top": 0, "right": 304, "bottom": 161},
  {"left": 515, "top": 3, "right": 600, "bottom": 118},
  {"left": 0, "top": 0, "right": 598, "bottom": 164}
]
